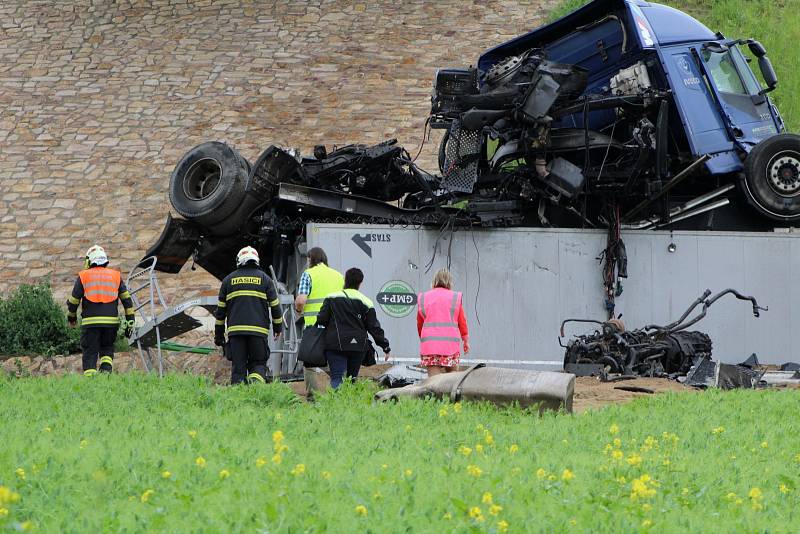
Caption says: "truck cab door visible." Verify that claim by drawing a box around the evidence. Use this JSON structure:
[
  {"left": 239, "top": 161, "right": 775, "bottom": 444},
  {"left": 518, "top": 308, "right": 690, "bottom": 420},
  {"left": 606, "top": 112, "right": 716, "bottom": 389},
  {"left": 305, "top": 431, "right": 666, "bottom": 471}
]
[{"left": 693, "top": 43, "right": 779, "bottom": 147}]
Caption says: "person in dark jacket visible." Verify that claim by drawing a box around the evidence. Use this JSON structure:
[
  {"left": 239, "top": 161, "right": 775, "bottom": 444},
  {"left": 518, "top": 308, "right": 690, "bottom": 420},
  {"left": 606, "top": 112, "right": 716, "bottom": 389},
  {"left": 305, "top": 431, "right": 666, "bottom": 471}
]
[
  {"left": 67, "top": 245, "right": 135, "bottom": 376},
  {"left": 214, "top": 246, "right": 283, "bottom": 385},
  {"left": 316, "top": 268, "right": 391, "bottom": 388}
]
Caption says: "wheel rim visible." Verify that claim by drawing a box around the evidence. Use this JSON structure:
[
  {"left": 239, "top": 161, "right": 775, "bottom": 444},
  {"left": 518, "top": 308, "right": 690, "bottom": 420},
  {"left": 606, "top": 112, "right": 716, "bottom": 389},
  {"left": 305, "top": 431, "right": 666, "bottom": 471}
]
[
  {"left": 766, "top": 150, "right": 800, "bottom": 197},
  {"left": 183, "top": 158, "right": 222, "bottom": 200}
]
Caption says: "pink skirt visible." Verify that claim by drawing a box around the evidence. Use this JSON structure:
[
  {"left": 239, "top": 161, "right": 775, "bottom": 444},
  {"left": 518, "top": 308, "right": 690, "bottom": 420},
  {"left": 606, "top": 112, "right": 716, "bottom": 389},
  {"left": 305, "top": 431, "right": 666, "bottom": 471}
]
[{"left": 420, "top": 353, "right": 460, "bottom": 368}]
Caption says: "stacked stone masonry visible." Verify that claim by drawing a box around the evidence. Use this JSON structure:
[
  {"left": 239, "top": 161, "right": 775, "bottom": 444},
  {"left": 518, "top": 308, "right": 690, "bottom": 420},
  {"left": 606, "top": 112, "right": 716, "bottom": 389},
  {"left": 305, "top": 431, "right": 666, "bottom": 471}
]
[{"left": 0, "top": 0, "right": 557, "bottom": 301}]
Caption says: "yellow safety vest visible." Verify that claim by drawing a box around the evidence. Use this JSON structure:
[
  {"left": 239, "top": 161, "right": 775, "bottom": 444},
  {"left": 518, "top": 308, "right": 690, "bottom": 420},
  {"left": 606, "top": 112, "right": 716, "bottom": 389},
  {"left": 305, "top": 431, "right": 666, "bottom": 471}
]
[{"left": 303, "top": 264, "right": 344, "bottom": 326}]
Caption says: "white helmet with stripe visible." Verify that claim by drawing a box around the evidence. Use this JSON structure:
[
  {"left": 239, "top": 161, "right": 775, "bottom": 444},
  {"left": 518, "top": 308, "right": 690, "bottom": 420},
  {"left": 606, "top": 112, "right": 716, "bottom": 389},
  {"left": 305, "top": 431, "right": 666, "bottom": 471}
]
[
  {"left": 86, "top": 245, "right": 108, "bottom": 267},
  {"left": 236, "top": 246, "right": 260, "bottom": 267}
]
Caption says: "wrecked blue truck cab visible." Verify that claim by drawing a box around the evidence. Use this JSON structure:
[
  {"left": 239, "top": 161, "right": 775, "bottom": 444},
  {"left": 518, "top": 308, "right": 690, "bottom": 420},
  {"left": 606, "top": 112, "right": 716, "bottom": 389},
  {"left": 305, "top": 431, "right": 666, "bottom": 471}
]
[{"left": 432, "top": 0, "right": 798, "bottom": 225}]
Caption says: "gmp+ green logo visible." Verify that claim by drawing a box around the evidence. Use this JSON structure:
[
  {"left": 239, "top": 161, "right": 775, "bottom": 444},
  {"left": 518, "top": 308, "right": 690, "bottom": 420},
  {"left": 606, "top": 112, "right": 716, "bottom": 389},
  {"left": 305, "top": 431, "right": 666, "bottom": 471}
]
[{"left": 376, "top": 280, "right": 417, "bottom": 318}]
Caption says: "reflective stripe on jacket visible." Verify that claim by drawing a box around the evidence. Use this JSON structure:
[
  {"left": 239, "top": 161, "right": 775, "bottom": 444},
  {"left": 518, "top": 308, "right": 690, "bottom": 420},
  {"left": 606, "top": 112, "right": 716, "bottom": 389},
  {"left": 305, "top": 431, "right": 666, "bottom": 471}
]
[
  {"left": 303, "top": 264, "right": 344, "bottom": 326},
  {"left": 418, "top": 288, "right": 463, "bottom": 356}
]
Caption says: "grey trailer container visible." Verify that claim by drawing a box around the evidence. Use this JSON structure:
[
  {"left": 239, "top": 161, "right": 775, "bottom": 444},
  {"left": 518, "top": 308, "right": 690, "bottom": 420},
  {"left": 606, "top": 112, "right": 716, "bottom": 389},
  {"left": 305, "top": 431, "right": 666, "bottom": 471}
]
[{"left": 307, "top": 224, "right": 800, "bottom": 367}]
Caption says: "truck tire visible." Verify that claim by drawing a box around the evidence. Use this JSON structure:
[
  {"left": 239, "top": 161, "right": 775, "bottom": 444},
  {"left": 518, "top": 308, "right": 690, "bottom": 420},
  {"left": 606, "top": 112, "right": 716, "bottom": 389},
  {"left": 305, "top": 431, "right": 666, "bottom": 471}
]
[
  {"left": 740, "top": 133, "right": 800, "bottom": 221},
  {"left": 169, "top": 142, "right": 252, "bottom": 235}
]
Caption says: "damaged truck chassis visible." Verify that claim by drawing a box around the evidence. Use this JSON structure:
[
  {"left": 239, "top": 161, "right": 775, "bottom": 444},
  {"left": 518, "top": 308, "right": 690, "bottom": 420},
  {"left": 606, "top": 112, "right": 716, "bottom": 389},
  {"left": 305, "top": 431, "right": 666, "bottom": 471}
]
[{"left": 147, "top": 0, "right": 799, "bottom": 288}]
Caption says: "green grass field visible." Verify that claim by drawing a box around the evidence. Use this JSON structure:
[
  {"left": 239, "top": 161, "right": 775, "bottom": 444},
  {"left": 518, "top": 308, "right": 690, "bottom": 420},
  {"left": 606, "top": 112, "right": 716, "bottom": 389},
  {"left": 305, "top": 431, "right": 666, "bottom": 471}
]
[
  {"left": 549, "top": 0, "right": 800, "bottom": 132},
  {"left": 1, "top": 374, "right": 798, "bottom": 532}
]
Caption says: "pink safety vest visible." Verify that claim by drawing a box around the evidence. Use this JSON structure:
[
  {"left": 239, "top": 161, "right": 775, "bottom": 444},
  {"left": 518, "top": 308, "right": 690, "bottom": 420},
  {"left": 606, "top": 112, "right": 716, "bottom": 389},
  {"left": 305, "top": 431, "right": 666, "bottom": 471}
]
[{"left": 418, "top": 288, "right": 463, "bottom": 356}]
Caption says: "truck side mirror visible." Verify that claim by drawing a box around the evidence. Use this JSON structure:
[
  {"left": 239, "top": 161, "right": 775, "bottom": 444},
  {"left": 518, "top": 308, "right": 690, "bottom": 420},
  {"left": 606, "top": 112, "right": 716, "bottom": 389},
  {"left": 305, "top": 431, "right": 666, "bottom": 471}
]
[
  {"left": 748, "top": 40, "right": 767, "bottom": 57},
  {"left": 757, "top": 56, "right": 778, "bottom": 95}
]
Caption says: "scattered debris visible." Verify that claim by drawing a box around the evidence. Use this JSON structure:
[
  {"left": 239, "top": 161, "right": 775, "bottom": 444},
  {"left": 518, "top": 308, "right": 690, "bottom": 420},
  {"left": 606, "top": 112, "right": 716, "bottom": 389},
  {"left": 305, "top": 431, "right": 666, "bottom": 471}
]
[
  {"left": 613, "top": 385, "right": 655, "bottom": 394},
  {"left": 375, "top": 364, "right": 428, "bottom": 388},
  {"left": 560, "top": 289, "right": 768, "bottom": 385},
  {"left": 374, "top": 363, "right": 575, "bottom": 413}
]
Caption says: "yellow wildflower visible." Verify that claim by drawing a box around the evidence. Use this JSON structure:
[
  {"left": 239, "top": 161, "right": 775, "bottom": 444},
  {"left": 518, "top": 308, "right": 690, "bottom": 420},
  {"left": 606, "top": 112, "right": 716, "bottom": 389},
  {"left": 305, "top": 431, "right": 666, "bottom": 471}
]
[
  {"left": 0, "top": 508, "right": 8, "bottom": 518},
  {"left": 780, "top": 484, "right": 791, "bottom": 494},
  {"left": 187, "top": 430, "right": 197, "bottom": 439},
  {"left": 498, "top": 520, "right": 509, "bottom": 532},
  {"left": 272, "top": 454, "right": 282, "bottom": 465},
  {"left": 642, "top": 503, "right": 652, "bottom": 512},
  {"left": 458, "top": 445, "right": 472, "bottom": 456},
  {"left": 79, "top": 439, "right": 88, "bottom": 449},
  {"left": 195, "top": 456, "right": 206, "bottom": 468},
  {"left": 508, "top": 443, "right": 519, "bottom": 454},
  {"left": 42, "top": 427, "right": 51, "bottom": 433},
  {"left": 272, "top": 430, "right": 285, "bottom": 443},
  {"left": 467, "top": 465, "right": 482, "bottom": 477},
  {"left": 749, "top": 487, "right": 764, "bottom": 511},
  {"left": 443, "top": 512, "right": 452, "bottom": 520},
  {"left": 485, "top": 433, "right": 494, "bottom": 446},
  {"left": 321, "top": 471, "right": 332, "bottom": 480},
  {"left": 439, "top": 407, "right": 449, "bottom": 417},
  {"left": 609, "top": 423, "right": 619, "bottom": 434},
  {"left": 381, "top": 464, "right": 388, "bottom": 469},
  {"left": 548, "top": 474, "right": 557, "bottom": 481},
  {"left": 161, "top": 470, "right": 171, "bottom": 479},
  {"left": 0, "top": 486, "right": 20, "bottom": 504},
  {"left": 140, "top": 489, "right": 154, "bottom": 503},
  {"left": 475, "top": 443, "right": 484, "bottom": 454},
  {"left": 603, "top": 443, "right": 613, "bottom": 455},
  {"left": 630, "top": 474, "right": 657, "bottom": 500},
  {"left": 711, "top": 426, "right": 725, "bottom": 435},
  {"left": 611, "top": 450, "right": 623, "bottom": 460},
  {"left": 626, "top": 454, "right": 642, "bottom": 467},
  {"left": 219, "top": 469, "right": 231, "bottom": 480},
  {"left": 569, "top": 519, "right": 577, "bottom": 526},
  {"left": 255, "top": 457, "right": 267, "bottom": 468},
  {"left": 617, "top": 476, "right": 627, "bottom": 484},
  {"left": 642, "top": 519, "right": 653, "bottom": 528},
  {"left": 725, "top": 492, "right": 738, "bottom": 501},
  {"left": 468, "top": 506, "right": 484, "bottom": 522},
  {"left": 404, "top": 469, "right": 413, "bottom": 477},
  {"left": 489, "top": 504, "right": 503, "bottom": 516},
  {"left": 536, "top": 468, "right": 547, "bottom": 479},
  {"left": 453, "top": 402, "right": 462, "bottom": 413},
  {"left": 372, "top": 491, "right": 382, "bottom": 500},
  {"left": 482, "top": 492, "right": 493, "bottom": 504},
  {"left": 354, "top": 504, "right": 368, "bottom": 517},
  {"left": 290, "top": 464, "right": 305, "bottom": 476},
  {"left": 760, "top": 441, "right": 768, "bottom": 449},
  {"left": 748, "top": 487, "right": 763, "bottom": 499},
  {"left": 20, "top": 521, "right": 34, "bottom": 531},
  {"left": 562, "top": 469, "right": 574, "bottom": 481},
  {"left": 794, "top": 453, "right": 800, "bottom": 463},
  {"left": 613, "top": 438, "right": 622, "bottom": 448},
  {"left": 15, "top": 468, "right": 25, "bottom": 480},
  {"left": 404, "top": 425, "right": 412, "bottom": 432},
  {"left": 662, "top": 459, "right": 671, "bottom": 466}
]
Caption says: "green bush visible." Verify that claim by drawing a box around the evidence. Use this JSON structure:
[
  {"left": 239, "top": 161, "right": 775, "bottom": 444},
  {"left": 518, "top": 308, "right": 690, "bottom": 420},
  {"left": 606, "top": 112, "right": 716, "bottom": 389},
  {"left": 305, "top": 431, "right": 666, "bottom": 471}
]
[{"left": 0, "top": 282, "right": 80, "bottom": 356}]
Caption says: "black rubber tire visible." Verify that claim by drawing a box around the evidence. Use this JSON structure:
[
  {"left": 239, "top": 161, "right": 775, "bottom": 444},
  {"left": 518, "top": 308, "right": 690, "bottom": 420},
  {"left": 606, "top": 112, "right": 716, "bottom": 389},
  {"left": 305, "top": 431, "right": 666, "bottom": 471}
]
[
  {"left": 740, "top": 133, "right": 800, "bottom": 222},
  {"left": 438, "top": 129, "right": 449, "bottom": 173},
  {"left": 169, "top": 142, "right": 251, "bottom": 235}
]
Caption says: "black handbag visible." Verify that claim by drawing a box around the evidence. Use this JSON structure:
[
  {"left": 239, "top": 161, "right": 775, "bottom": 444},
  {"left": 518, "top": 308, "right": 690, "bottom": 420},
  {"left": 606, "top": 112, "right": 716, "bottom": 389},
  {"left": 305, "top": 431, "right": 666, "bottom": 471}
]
[
  {"left": 298, "top": 325, "right": 327, "bottom": 367},
  {"left": 362, "top": 340, "right": 377, "bottom": 367}
]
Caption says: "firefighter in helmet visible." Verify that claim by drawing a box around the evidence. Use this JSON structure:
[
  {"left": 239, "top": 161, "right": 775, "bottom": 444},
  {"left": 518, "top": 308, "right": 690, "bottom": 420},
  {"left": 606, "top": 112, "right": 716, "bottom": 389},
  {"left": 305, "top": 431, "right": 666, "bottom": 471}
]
[
  {"left": 66, "top": 245, "right": 135, "bottom": 376},
  {"left": 214, "top": 246, "right": 283, "bottom": 384}
]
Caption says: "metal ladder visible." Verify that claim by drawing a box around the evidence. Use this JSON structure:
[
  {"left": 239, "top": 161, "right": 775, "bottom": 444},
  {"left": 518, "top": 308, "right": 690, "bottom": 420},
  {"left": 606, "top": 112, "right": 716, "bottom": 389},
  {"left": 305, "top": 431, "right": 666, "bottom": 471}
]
[{"left": 126, "top": 257, "right": 168, "bottom": 377}]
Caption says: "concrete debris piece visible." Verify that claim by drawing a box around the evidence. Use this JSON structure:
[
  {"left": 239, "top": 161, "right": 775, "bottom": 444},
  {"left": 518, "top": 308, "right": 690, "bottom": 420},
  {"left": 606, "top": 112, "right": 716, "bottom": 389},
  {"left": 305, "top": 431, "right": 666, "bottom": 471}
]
[{"left": 374, "top": 364, "right": 576, "bottom": 413}]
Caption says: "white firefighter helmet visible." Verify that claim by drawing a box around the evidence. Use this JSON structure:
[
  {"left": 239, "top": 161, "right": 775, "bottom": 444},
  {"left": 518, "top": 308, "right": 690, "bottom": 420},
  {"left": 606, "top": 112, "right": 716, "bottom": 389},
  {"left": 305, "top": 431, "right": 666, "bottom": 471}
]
[
  {"left": 85, "top": 245, "right": 108, "bottom": 266},
  {"left": 236, "top": 246, "right": 259, "bottom": 267}
]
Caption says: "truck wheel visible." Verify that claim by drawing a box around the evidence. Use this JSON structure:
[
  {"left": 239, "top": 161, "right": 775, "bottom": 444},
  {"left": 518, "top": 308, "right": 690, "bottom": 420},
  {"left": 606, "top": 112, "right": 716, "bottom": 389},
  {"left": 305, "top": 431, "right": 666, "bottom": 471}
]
[
  {"left": 169, "top": 142, "right": 251, "bottom": 235},
  {"left": 740, "top": 133, "right": 800, "bottom": 221}
]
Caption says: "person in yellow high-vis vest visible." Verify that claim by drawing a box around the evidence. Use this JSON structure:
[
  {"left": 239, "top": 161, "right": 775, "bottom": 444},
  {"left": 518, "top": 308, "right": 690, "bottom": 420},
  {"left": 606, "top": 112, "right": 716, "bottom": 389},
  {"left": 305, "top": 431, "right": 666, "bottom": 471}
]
[{"left": 294, "top": 247, "right": 343, "bottom": 399}]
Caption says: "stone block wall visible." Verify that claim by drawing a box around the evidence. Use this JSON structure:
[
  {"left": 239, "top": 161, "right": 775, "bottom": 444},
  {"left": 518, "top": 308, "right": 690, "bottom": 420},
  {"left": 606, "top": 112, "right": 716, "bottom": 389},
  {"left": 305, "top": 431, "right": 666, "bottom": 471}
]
[{"left": 0, "top": 0, "right": 557, "bottom": 301}]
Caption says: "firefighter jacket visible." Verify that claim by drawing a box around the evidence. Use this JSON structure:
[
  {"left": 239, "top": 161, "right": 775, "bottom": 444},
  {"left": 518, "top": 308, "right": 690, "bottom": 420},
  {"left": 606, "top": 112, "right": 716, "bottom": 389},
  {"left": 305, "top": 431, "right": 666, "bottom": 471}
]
[
  {"left": 215, "top": 266, "right": 283, "bottom": 338},
  {"left": 66, "top": 266, "right": 135, "bottom": 328},
  {"left": 316, "top": 289, "right": 390, "bottom": 354}
]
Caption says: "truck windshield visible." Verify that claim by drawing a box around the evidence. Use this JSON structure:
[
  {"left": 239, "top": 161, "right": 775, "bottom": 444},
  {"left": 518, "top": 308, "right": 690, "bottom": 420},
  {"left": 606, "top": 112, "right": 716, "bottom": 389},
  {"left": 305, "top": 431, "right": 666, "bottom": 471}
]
[{"left": 701, "top": 46, "right": 761, "bottom": 96}]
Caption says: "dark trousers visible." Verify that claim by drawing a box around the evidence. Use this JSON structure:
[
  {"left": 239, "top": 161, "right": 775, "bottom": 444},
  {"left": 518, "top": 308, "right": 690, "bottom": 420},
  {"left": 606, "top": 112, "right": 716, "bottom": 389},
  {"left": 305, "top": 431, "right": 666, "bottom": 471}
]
[
  {"left": 326, "top": 350, "right": 362, "bottom": 388},
  {"left": 80, "top": 327, "right": 117, "bottom": 374},
  {"left": 229, "top": 335, "right": 269, "bottom": 385}
]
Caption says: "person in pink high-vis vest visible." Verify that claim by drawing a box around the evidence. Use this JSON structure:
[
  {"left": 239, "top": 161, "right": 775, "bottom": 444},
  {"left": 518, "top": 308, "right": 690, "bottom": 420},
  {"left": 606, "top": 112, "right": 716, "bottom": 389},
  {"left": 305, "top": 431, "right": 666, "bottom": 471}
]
[{"left": 417, "top": 268, "right": 470, "bottom": 376}]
